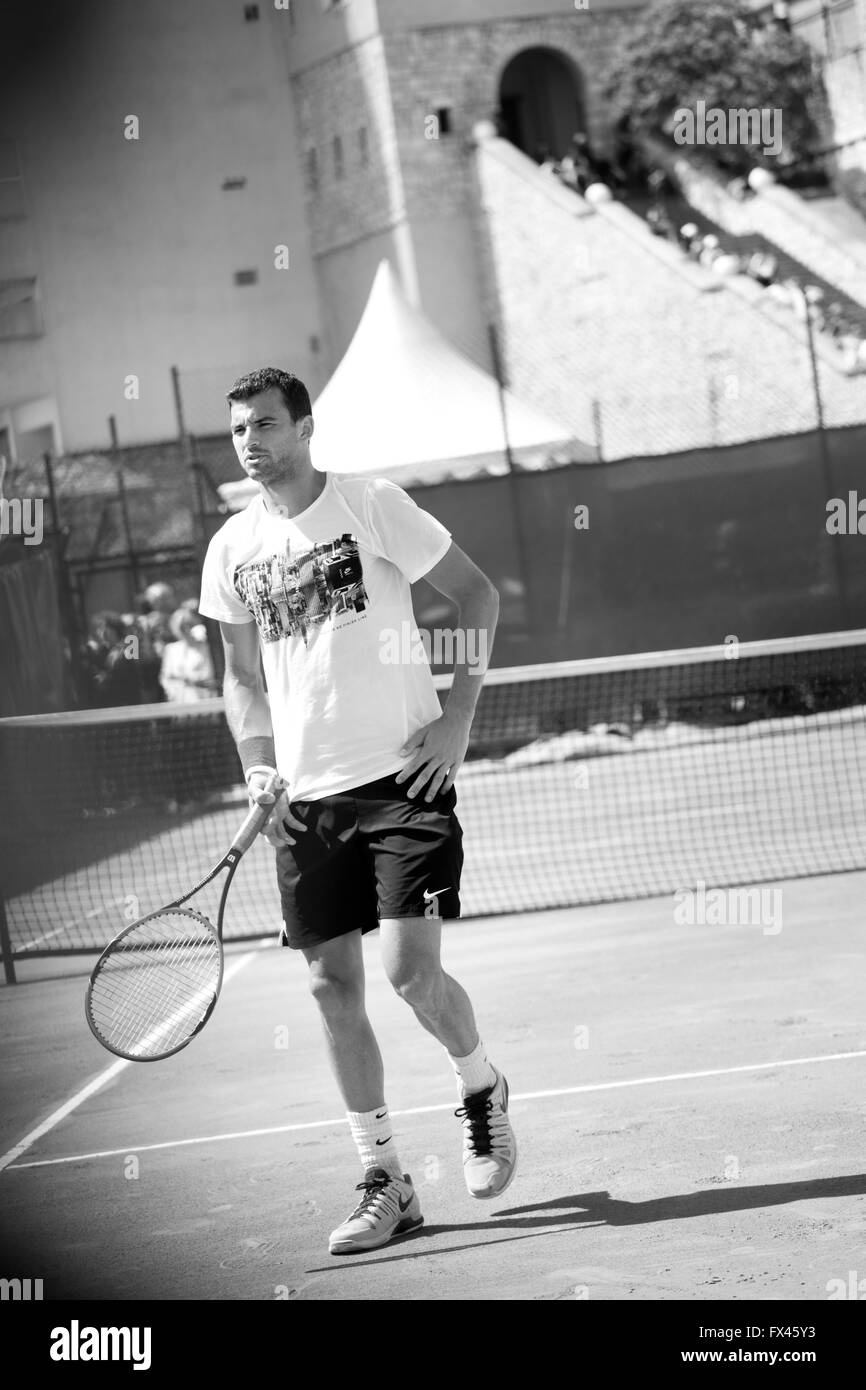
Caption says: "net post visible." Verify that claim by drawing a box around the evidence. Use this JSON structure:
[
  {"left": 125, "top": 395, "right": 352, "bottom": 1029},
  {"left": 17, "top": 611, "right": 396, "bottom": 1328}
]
[{"left": 0, "top": 891, "right": 17, "bottom": 985}]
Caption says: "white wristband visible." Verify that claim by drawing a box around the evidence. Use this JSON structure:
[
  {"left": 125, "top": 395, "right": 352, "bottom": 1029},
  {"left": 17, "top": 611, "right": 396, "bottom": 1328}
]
[{"left": 245, "top": 764, "right": 279, "bottom": 786}]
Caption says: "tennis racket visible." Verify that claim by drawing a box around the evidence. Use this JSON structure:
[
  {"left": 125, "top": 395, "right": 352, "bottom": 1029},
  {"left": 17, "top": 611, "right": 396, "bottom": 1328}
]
[{"left": 86, "top": 770, "right": 284, "bottom": 1062}]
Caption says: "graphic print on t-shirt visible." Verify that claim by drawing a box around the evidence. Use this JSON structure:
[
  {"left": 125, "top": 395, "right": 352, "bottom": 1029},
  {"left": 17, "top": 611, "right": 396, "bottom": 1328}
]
[{"left": 233, "top": 533, "right": 368, "bottom": 643}]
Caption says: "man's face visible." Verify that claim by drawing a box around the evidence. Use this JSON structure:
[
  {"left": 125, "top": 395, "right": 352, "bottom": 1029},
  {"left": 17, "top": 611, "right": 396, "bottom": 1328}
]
[{"left": 230, "top": 388, "right": 311, "bottom": 485}]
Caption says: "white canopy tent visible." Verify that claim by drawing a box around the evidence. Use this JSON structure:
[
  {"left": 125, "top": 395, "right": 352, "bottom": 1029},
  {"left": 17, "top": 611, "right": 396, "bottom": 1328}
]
[{"left": 218, "top": 259, "right": 588, "bottom": 510}]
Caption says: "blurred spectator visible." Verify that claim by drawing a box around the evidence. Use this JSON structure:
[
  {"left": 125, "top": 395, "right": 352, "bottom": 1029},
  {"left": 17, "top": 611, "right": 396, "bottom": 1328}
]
[
  {"left": 698, "top": 234, "right": 726, "bottom": 270},
  {"left": 138, "top": 581, "right": 177, "bottom": 653},
  {"left": 677, "top": 221, "right": 699, "bottom": 253},
  {"left": 647, "top": 201, "right": 676, "bottom": 239},
  {"left": 803, "top": 284, "right": 826, "bottom": 331},
  {"left": 572, "top": 131, "right": 617, "bottom": 190},
  {"left": 133, "top": 610, "right": 167, "bottom": 703},
  {"left": 599, "top": 151, "right": 626, "bottom": 192},
  {"left": 646, "top": 166, "right": 672, "bottom": 200},
  {"left": 83, "top": 611, "right": 146, "bottom": 708},
  {"left": 836, "top": 322, "right": 864, "bottom": 371},
  {"left": 160, "top": 603, "right": 217, "bottom": 703},
  {"left": 683, "top": 225, "right": 706, "bottom": 261},
  {"left": 821, "top": 304, "right": 865, "bottom": 367},
  {"left": 726, "top": 175, "right": 749, "bottom": 201},
  {"left": 712, "top": 249, "right": 743, "bottom": 278},
  {"left": 767, "top": 278, "right": 798, "bottom": 312},
  {"left": 613, "top": 112, "right": 640, "bottom": 188},
  {"left": 556, "top": 155, "right": 582, "bottom": 193},
  {"left": 826, "top": 301, "right": 848, "bottom": 341},
  {"left": 746, "top": 250, "right": 778, "bottom": 287}
]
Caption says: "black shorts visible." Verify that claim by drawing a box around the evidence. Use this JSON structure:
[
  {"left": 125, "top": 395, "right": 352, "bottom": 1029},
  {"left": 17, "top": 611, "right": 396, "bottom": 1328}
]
[{"left": 275, "top": 772, "right": 464, "bottom": 950}]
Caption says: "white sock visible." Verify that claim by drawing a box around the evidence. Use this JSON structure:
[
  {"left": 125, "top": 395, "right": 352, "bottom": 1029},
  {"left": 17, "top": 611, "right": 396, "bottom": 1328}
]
[
  {"left": 346, "top": 1106, "right": 403, "bottom": 1180},
  {"left": 449, "top": 1038, "right": 497, "bottom": 1097}
]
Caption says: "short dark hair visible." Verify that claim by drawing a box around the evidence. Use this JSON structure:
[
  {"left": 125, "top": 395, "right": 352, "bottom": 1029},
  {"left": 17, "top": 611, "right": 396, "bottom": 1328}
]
[{"left": 226, "top": 367, "right": 312, "bottom": 422}]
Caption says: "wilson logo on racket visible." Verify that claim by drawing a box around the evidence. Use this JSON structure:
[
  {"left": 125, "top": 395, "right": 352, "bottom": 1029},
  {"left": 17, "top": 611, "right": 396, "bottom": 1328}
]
[{"left": 85, "top": 772, "right": 283, "bottom": 1062}]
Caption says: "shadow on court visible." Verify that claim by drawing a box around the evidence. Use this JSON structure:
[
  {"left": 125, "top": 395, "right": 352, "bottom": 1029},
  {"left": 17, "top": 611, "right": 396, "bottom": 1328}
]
[
  {"left": 3, "top": 874, "right": 865, "bottom": 1300},
  {"left": 306, "top": 1173, "right": 866, "bottom": 1271}
]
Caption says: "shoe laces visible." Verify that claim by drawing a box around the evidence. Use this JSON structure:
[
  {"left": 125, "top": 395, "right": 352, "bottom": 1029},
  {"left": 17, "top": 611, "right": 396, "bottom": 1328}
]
[
  {"left": 348, "top": 1172, "right": 395, "bottom": 1220},
  {"left": 455, "top": 1085, "right": 508, "bottom": 1157}
]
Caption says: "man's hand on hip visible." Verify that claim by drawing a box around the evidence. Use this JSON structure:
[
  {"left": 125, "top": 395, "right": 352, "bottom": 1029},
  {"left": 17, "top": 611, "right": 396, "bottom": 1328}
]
[{"left": 395, "top": 710, "right": 471, "bottom": 800}]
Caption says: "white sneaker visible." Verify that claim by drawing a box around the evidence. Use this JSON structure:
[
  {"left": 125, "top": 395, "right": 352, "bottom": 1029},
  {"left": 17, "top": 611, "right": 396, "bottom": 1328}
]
[
  {"left": 328, "top": 1168, "right": 423, "bottom": 1255},
  {"left": 456, "top": 1068, "right": 517, "bottom": 1199}
]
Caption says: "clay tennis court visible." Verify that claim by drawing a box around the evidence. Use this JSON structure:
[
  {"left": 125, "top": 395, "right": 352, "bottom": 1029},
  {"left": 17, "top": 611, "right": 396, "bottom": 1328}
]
[{"left": 2, "top": 864, "right": 864, "bottom": 1301}]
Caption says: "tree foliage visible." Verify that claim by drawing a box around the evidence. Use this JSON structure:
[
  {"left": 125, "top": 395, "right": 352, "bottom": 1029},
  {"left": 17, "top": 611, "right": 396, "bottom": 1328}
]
[{"left": 604, "top": 0, "right": 828, "bottom": 175}]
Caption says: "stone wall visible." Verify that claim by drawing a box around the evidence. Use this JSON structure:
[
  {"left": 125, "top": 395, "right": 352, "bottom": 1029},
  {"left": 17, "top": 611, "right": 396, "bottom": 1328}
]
[
  {"left": 472, "top": 132, "right": 866, "bottom": 459},
  {"left": 640, "top": 134, "right": 866, "bottom": 310}
]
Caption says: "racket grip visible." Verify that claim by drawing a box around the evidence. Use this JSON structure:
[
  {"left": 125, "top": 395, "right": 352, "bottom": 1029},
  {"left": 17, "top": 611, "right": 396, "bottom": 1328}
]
[{"left": 232, "top": 770, "right": 285, "bottom": 854}]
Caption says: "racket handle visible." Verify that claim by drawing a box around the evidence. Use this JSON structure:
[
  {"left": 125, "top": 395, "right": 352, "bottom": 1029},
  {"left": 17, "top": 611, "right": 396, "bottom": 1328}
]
[{"left": 232, "top": 770, "right": 285, "bottom": 855}]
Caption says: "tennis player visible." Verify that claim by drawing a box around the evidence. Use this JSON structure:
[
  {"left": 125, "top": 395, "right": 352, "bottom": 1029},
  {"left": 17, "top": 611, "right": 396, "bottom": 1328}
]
[{"left": 199, "top": 366, "right": 516, "bottom": 1255}]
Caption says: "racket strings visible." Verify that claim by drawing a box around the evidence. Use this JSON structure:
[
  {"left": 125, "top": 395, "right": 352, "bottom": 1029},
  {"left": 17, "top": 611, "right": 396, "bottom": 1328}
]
[
  {"left": 88, "top": 910, "right": 222, "bottom": 1059},
  {"left": 94, "top": 948, "right": 218, "bottom": 1056}
]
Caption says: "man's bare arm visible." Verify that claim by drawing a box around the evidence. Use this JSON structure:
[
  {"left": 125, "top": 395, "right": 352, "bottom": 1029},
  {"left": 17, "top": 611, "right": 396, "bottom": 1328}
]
[
  {"left": 220, "top": 619, "right": 276, "bottom": 773},
  {"left": 425, "top": 541, "right": 499, "bottom": 724},
  {"left": 395, "top": 542, "right": 499, "bottom": 800},
  {"left": 219, "top": 620, "right": 303, "bottom": 845}
]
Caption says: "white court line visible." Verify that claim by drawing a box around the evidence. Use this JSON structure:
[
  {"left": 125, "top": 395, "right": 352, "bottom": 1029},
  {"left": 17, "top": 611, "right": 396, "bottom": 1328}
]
[
  {"left": 0, "top": 952, "right": 258, "bottom": 1173},
  {"left": 19, "top": 926, "right": 71, "bottom": 950},
  {"left": 5, "top": 1048, "right": 866, "bottom": 1172},
  {"left": 18, "top": 897, "right": 128, "bottom": 951}
]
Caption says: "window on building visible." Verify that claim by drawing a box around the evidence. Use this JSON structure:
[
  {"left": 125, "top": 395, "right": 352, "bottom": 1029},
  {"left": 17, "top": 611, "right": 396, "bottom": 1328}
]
[
  {"left": 221, "top": 176, "right": 248, "bottom": 190},
  {"left": 436, "top": 106, "right": 453, "bottom": 136},
  {"left": 234, "top": 269, "right": 259, "bottom": 286},
  {"left": 306, "top": 148, "right": 319, "bottom": 194},
  {"left": 0, "top": 278, "right": 42, "bottom": 339},
  {"left": 358, "top": 126, "right": 369, "bottom": 167},
  {"left": 244, "top": 4, "right": 260, "bottom": 20},
  {"left": 333, "top": 135, "right": 344, "bottom": 180}
]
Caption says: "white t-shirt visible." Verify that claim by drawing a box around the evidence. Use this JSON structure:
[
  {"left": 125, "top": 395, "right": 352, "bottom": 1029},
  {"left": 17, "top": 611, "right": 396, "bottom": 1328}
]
[{"left": 199, "top": 472, "right": 452, "bottom": 800}]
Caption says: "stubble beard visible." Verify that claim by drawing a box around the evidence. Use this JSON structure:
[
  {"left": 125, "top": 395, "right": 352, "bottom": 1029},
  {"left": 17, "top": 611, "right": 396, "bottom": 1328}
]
[{"left": 248, "top": 450, "right": 298, "bottom": 486}]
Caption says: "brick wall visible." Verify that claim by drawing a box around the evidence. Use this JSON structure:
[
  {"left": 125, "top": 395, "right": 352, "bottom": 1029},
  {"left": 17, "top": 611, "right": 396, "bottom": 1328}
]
[
  {"left": 291, "top": 9, "right": 632, "bottom": 253},
  {"left": 822, "top": 2, "right": 866, "bottom": 213},
  {"left": 290, "top": 9, "right": 633, "bottom": 369},
  {"left": 291, "top": 35, "right": 406, "bottom": 259},
  {"left": 382, "top": 10, "right": 631, "bottom": 224}
]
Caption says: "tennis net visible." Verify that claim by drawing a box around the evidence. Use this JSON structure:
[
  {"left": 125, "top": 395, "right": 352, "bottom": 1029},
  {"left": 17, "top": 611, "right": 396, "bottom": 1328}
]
[{"left": 1, "top": 629, "right": 864, "bottom": 957}]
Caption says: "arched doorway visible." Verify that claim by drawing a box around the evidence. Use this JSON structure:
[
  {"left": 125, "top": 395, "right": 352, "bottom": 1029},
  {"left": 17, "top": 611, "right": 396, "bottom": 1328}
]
[{"left": 498, "top": 47, "right": 585, "bottom": 163}]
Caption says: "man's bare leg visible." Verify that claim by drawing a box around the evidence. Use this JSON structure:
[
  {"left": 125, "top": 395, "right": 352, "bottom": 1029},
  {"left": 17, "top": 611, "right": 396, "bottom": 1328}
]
[{"left": 303, "top": 930, "right": 383, "bottom": 1112}]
